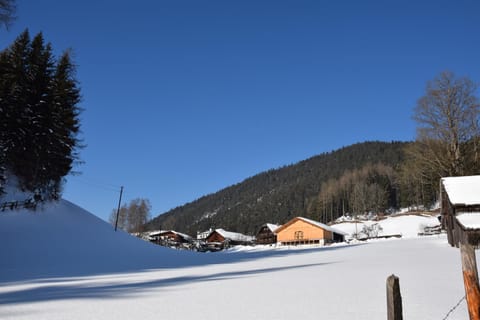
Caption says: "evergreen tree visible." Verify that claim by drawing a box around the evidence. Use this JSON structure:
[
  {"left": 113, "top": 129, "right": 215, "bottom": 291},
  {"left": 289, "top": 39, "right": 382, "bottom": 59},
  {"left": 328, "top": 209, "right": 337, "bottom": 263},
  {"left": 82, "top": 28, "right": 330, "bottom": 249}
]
[
  {"left": 13, "top": 33, "right": 56, "bottom": 192},
  {"left": 0, "top": 29, "right": 82, "bottom": 198},
  {"left": 0, "top": 30, "right": 30, "bottom": 194},
  {"left": 49, "top": 51, "right": 82, "bottom": 191}
]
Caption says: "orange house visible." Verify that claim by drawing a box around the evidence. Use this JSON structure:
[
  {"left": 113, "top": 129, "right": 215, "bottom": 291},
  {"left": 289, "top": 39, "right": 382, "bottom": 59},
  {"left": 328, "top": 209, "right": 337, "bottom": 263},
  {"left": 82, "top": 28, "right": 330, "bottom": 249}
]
[{"left": 275, "top": 217, "right": 346, "bottom": 245}]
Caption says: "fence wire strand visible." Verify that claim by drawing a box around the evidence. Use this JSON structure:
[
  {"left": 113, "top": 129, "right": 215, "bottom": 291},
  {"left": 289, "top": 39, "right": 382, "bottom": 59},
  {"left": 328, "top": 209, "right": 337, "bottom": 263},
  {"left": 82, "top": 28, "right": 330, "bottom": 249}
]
[{"left": 441, "top": 296, "right": 465, "bottom": 320}]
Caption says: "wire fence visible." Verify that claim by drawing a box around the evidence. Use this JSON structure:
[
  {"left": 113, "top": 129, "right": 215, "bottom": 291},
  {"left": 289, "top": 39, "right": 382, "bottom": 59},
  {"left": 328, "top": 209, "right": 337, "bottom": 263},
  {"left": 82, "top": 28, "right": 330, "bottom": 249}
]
[{"left": 441, "top": 295, "right": 465, "bottom": 320}]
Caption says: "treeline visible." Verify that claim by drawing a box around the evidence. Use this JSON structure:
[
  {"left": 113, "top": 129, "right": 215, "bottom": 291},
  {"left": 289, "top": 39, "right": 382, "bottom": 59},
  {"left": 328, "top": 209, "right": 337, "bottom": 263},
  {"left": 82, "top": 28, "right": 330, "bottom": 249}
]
[
  {"left": 308, "top": 163, "right": 398, "bottom": 223},
  {"left": 0, "top": 30, "right": 82, "bottom": 199},
  {"left": 400, "top": 71, "right": 480, "bottom": 208}
]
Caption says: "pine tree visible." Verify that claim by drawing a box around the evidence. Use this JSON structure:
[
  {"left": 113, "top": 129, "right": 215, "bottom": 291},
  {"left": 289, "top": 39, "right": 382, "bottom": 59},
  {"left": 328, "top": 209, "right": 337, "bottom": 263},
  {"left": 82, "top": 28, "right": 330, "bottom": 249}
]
[
  {"left": 0, "top": 30, "right": 30, "bottom": 194},
  {"left": 51, "top": 51, "right": 82, "bottom": 177},
  {"left": 14, "top": 33, "right": 56, "bottom": 192},
  {"left": 0, "top": 29, "right": 82, "bottom": 199}
]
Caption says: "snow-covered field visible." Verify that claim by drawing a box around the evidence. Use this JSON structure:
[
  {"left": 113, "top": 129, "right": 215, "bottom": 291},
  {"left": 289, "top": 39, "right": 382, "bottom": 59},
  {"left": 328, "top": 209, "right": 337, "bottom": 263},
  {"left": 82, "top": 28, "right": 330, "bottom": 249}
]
[
  {"left": 331, "top": 214, "right": 441, "bottom": 239},
  {"left": 0, "top": 200, "right": 472, "bottom": 319}
]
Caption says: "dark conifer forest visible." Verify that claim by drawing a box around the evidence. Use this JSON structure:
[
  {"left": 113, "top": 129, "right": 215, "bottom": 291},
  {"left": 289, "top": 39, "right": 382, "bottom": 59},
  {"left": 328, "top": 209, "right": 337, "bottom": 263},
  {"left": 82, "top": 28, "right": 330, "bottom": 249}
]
[{"left": 146, "top": 141, "right": 416, "bottom": 235}]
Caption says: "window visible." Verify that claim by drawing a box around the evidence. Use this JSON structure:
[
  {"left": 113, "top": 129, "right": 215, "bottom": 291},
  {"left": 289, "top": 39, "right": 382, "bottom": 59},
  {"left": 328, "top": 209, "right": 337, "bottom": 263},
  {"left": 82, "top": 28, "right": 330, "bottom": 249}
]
[{"left": 294, "top": 231, "right": 304, "bottom": 240}]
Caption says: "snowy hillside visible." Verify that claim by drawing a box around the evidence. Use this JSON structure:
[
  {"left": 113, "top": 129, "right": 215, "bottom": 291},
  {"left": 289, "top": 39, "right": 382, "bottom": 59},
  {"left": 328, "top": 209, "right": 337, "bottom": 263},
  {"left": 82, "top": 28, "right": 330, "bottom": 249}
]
[
  {"left": 0, "top": 200, "right": 211, "bottom": 283},
  {"left": 0, "top": 200, "right": 472, "bottom": 320}
]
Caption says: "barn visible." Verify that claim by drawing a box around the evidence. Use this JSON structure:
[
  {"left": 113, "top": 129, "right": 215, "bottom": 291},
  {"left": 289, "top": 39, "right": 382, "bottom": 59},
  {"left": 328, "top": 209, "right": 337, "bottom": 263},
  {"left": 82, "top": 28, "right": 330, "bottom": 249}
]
[
  {"left": 256, "top": 223, "right": 281, "bottom": 245},
  {"left": 440, "top": 175, "right": 480, "bottom": 248},
  {"left": 275, "top": 217, "right": 346, "bottom": 246}
]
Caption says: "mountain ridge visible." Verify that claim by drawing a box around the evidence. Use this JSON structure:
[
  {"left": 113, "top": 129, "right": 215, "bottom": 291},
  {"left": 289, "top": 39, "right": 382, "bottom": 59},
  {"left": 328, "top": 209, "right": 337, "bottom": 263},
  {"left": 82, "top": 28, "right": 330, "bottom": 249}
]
[{"left": 146, "top": 140, "right": 410, "bottom": 235}]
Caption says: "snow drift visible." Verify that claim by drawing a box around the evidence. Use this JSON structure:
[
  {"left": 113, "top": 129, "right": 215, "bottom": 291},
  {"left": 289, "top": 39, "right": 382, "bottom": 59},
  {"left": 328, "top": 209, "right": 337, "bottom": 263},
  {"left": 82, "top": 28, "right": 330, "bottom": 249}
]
[{"left": 0, "top": 200, "right": 209, "bottom": 283}]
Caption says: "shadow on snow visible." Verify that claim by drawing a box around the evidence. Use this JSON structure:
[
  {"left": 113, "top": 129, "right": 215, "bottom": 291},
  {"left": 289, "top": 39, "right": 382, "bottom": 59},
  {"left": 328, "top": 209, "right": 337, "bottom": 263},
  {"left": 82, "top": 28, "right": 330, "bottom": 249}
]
[
  {"left": 0, "top": 243, "right": 360, "bottom": 285},
  {"left": 0, "top": 262, "right": 334, "bottom": 305}
]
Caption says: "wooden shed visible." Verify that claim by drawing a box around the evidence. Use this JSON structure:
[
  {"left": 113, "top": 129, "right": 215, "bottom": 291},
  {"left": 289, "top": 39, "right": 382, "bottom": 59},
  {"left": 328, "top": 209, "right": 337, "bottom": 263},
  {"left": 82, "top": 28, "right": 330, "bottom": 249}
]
[
  {"left": 441, "top": 175, "right": 480, "bottom": 248},
  {"left": 256, "top": 223, "right": 281, "bottom": 245},
  {"left": 275, "top": 217, "right": 346, "bottom": 246}
]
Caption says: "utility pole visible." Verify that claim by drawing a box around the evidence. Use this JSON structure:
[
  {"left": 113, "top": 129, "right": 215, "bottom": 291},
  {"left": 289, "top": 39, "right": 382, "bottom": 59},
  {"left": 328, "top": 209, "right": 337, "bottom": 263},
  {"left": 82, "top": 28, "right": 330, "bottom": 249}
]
[{"left": 114, "top": 186, "right": 124, "bottom": 232}]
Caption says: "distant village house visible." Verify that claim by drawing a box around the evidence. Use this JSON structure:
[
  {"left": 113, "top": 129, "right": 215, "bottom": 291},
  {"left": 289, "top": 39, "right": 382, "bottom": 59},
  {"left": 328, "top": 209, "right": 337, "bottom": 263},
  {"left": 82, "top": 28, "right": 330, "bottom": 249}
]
[
  {"left": 149, "top": 230, "right": 193, "bottom": 248},
  {"left": 256, "top": 223, "right": 281, "bottom": 245},
  {"left": 275, "top": 217, "right": 346, "bottom": 246},
  {"left": 205, "top": 228, "right": 255, "bottom": 249},
  {"left": 197, "top": 228, "right": 213, "bottom": 241}
]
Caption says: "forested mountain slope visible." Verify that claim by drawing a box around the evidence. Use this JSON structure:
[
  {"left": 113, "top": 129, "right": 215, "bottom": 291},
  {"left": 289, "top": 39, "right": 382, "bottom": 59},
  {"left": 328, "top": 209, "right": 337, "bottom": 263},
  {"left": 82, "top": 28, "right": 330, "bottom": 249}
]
[{"left": 146, "top": 141, "right": 410, "bottom": 235}]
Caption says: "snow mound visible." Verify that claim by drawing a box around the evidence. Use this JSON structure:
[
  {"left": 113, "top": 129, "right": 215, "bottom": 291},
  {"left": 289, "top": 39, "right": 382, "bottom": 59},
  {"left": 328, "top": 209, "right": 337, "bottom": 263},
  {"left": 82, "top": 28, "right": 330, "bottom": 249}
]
[{"left": 0, "top": 199, "right": 203, "bottom": 283}]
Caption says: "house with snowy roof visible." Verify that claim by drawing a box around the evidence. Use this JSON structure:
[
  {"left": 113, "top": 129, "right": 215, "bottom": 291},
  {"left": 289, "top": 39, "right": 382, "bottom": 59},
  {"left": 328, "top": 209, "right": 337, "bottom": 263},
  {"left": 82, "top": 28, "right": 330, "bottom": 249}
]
[
  {"left": 256, "top": 223, "right": 281, "bottom": 244},
  {"left": 275, "top": 217, "right": 347, "bottom": 246},
  {"left": 205, "top": 228, "right": 255, "bottom": 248},
  {"left": 149, "top": 230, "right": 193, "bottom": 248},
  {"left": 441, "top": 175, "right": 480, "bottom": 248}
]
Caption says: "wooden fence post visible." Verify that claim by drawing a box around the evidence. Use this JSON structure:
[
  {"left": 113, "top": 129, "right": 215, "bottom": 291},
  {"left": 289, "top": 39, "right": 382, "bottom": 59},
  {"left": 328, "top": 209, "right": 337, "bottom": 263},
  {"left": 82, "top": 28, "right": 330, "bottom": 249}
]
[
  {"left": 387, "top": 274, "right": 403, "bottom": 320},
  {"left": 460, "top": 243, "right": 480, "bottom": 320}
]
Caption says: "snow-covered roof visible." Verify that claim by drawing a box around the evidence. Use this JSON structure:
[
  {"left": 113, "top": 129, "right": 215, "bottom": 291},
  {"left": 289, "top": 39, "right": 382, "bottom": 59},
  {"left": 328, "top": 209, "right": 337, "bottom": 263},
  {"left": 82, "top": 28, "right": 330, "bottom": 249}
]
[
  {"left": 265, "top": 223, "right": 281, "bottom": 232},
  {"left": 215, "top": 228, "right": 255, "bottom": 242},
  {"left": 150, "top": 230, "right": 192, "bottom": 240},
  {"left": 297, "top": 217, "right": 348, "bottom": 236},
  {"left": 442, "top": 175, "right": 480, "bottom": 206},
  {"left": 456, "top": 212, "right": 480, "bottom": 229},
  {"left": 148, "top": 230, "right": 167, "bottom": 236}
]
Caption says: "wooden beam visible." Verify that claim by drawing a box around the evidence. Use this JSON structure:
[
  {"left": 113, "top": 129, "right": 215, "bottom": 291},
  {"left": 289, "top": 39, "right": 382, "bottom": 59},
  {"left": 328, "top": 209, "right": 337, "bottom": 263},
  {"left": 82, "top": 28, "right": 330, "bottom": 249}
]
[
  {"left": 387, "top": 274, "right": 403, "bottom": 320},
  {"left": 461, "top": 243, "right": 480, "bottom": 320}
]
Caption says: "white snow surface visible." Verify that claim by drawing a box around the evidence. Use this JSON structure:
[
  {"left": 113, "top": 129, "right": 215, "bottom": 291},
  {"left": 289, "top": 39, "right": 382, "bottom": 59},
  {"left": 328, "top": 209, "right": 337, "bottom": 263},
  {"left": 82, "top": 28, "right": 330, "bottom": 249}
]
[
  {"left": 215, "top": 228, "right": 255, "bottom": 242},
  {"left": 332, "top": 214, "right": 441, "bottom": 239},
  {"left": 0, "top": 200, "right": 473, "bottom": 320},
  {"left": 456, "top": 212, "right": 480, "bottom": 229},
  {"left": 442, "top": 175, "right": 480, "bottom": 206}
]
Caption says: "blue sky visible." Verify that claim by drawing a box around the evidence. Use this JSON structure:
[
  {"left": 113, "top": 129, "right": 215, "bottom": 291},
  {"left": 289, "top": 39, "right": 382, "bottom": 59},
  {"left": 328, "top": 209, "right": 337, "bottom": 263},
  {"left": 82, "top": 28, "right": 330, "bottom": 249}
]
[{"left": 2, "top": 0, "right": 479, "bottom": 222}]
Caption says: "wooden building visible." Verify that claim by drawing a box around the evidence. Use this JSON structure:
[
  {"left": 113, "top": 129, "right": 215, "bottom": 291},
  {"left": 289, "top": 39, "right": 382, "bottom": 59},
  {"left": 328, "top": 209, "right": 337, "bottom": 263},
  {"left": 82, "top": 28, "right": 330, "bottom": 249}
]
[
  {"left": 256, "top": 223, "right": 280, "bottom": 245},
  {"left": 150, "top": 230, "right": 193, "bottom": 247},
  {"left": 441, "top": 175, "right": 480, "bottom": 248},
  {"left": 196, "top": 228, "right": 213, "bottom": 241},
  {"left": 205, "top": 228, "right": 255, "bottom": 248},
  {"left": 275, "top": 217, "right": 346, "bottom": 246}
]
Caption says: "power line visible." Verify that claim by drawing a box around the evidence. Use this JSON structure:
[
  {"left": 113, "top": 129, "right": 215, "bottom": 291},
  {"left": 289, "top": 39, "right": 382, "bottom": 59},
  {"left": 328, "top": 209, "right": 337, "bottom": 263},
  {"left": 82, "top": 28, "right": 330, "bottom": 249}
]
[{"left": 67, "top": 176, "right": 121, "bottom": 193}]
